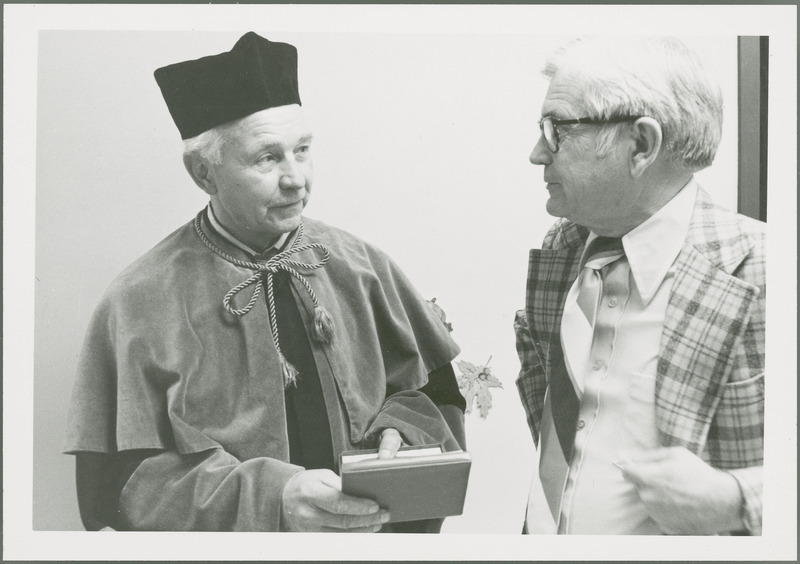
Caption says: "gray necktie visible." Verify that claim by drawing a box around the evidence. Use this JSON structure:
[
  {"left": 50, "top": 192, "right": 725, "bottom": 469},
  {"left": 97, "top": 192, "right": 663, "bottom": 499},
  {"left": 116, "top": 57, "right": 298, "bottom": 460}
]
[
  {"left": 549, "top": 236, "right": 625, "bottom": 461},
  {"left": 576, "top": 237, "right": 625, "bottom": 325}
]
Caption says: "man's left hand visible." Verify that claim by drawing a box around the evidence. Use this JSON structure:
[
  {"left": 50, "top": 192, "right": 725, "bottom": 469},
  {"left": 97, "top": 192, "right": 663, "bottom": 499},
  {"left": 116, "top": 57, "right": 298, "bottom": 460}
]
[
  {"left": 616, "top": 446, "right": 744, "bottom": 535},
  {"left": 377, "top": 428, "right": 403, "bottom": 459}
]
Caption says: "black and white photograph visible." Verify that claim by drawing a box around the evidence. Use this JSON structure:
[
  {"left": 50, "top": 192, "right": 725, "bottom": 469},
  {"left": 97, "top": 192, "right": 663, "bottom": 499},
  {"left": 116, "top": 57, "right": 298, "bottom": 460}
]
[{"left": 4, "top": 3, "right": 797, "bottom": 561}]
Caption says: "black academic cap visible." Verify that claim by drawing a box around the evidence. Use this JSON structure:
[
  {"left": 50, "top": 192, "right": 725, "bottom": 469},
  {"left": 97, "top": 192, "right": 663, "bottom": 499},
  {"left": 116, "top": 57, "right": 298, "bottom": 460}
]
[{"left": 154, "top": 32, "right": 301, "bottom": 140}]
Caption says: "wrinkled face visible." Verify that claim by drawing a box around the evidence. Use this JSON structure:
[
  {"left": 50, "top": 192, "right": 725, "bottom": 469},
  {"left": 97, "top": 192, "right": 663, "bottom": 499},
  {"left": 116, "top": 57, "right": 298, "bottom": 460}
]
[
  {"left": 207, "top": 104, "right": 312, "bottom": 250},
  {"left": 529, "top": 73, "right": 633, "bottom": 234}
]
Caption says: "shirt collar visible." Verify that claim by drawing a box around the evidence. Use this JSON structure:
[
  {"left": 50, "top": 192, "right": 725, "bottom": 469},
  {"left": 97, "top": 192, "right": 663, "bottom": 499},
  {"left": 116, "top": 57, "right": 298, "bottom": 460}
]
[
  {"left": 586, "top": 177, "right": 698, "bottom": 305},
  {"left": 206, "top": 203, "right": 290, "bottom": 258}
]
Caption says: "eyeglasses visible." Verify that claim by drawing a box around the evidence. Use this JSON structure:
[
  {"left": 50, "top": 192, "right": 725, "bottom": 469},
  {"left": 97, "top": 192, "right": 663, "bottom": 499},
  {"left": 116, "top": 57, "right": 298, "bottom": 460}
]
[{"left": 539, "top": 115, "right": 642, "bottom": 153}]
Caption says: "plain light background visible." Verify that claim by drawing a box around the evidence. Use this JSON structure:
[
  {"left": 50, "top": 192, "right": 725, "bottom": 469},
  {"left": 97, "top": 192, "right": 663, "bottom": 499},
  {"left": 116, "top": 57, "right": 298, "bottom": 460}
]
[{"left": 6, "top": 3, "right": 797, "bottom": 562}]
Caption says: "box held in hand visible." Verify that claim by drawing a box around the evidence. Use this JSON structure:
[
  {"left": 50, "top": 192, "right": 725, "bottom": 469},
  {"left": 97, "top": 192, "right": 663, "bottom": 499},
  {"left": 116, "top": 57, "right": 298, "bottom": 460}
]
[{"left": 340, "top": 444, "right": 471, "bottom": 523}]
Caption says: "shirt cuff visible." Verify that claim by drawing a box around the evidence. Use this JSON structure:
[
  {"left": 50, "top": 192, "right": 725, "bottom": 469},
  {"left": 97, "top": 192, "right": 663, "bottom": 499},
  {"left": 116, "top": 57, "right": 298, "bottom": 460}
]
[{"left": 727, "top": 467, "right": 763, "bottom": 535}]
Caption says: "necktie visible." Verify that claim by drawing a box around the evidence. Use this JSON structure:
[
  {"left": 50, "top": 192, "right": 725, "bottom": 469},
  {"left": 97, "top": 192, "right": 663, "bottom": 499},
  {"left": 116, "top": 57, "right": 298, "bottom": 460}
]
[
  {"left": 550, "top": 236, "right": 625, "bottom": 461},
  {"left": 576, "top": 237, "right": 625, "bottom": 325}
]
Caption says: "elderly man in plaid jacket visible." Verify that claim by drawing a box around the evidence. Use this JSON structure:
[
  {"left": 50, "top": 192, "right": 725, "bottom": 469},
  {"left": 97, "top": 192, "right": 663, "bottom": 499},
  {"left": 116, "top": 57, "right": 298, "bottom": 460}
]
[{"left": 515, "top": 36, "right": 765, "bottom": 535}]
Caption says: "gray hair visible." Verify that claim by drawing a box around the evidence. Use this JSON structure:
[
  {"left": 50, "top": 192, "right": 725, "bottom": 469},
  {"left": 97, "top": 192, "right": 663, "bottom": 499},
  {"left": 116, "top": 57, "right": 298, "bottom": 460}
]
[
  {"left": 182, "top": 123, "right": 233, "bottom": 165},
  {"left": 543, "top": 36, "right": 723, "bottom": 171}
]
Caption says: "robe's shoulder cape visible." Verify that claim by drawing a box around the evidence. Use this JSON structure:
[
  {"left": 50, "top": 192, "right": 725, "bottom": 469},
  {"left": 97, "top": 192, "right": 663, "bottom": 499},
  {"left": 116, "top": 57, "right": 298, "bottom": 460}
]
[{"left": 64, "top": 215, "right": 460, "bottom": 463}]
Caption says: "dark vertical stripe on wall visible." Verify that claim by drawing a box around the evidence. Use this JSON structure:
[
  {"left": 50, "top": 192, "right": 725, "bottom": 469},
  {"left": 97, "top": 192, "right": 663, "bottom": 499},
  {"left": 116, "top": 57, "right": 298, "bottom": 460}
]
[
  {"left": 737, "top": 36, "right": 769, "bottom": 222},
  {"left": 759, "top": 36, "right": 769, "bottom": 222}
]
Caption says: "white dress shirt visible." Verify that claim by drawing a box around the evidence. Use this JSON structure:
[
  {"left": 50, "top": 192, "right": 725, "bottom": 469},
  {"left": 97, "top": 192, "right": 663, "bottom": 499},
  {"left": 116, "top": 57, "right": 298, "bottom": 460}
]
[
  {"left": 207, "top": 203, "right": 289, "bottom": 256},
  {"left": 535, "top": 180, "right": 698, "bottom": 534}
]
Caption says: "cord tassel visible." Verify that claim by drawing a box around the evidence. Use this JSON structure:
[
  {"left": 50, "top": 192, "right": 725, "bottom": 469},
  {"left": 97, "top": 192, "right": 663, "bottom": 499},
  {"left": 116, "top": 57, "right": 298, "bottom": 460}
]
[
  {"left": 279, "top": 351, "right": 300, "bottom": 388},
  {"left": 193, "top": 211, "right": 334, "bottom": 388},
  {"left": 313, "top": 305, "right": 335, "bottom": 344}
]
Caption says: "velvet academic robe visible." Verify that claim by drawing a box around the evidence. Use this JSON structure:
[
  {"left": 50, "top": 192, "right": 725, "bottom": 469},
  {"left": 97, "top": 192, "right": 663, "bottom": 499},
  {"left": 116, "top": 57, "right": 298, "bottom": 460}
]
[{"left": 64, "top": 213, "right": 463, "bottom": 531}]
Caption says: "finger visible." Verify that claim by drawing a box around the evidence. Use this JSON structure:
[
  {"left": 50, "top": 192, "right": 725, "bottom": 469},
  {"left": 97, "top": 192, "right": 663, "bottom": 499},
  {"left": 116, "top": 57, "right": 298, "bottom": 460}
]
[
  {"left": 344, "top": 524, "right": 383, "bottom": 533},
  {"left": 328, "top": 509, "right": 391, "bottom": 530},
  {"left": 312, "top": 485, "right": 382, "bottom": 516},
  {"left": 614, "top": 459, "right": 647, "bottom": 486},
  {"left": 316, "top": 469, "right": 343, "bottom": 491},
  {"left": 299, "top": 470, "right": 382, "bottom": 516},
  {"left": 319, "top": 522, "right": 385, "bottom": 533},
  {"left": 378, "top": 428, "right": 402, "bottom": 459},
  {"left": 618, "top": 454, "right": 681, "bottom": 488},
  {"left": 624, "top": 447, "right": 673, "bottom": 464},
  {"left": 295, "top": 503, "right": 389, "bottom": 531},
  {"left": 313, "top": 507, "right": 390, "bottom": 530},
  {"left": 611, "top": 453, "right": 634, "bottom": 477},
  {"left": 614, "top": 447, "right": 674, "bottom": 482}
]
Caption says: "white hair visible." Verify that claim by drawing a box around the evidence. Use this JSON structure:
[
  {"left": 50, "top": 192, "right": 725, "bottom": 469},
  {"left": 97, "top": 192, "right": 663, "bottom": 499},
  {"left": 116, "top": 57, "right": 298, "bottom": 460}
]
[
  {"left": 543, "top": 36, "right": 723, "bottom": 171},
  {"left": 182, "top": 123, "right": 234, "bottom": 165}
]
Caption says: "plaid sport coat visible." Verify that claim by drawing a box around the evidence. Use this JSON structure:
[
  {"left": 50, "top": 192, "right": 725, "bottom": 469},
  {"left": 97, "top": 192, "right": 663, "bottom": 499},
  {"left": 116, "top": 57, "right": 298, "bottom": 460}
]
[{"left": 514, "top": 187, "right": 765, "bottom": 534}]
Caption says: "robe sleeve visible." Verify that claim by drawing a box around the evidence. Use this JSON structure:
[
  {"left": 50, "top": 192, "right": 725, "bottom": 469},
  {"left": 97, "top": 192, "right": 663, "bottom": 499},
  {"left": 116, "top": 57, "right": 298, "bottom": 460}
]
[
  {"left": 361, "top": 390, "right": 461, "bottom": 453},
  {"left": 355, "top": 247, "right": 463, "bottom": 453},
  {"left": 118, "top": 448, "right": 303, "bottom": 531},
  {"left": 65, "top": 277, "right": 305, "bottom": 532},
  {"left": 417, "top": 363, "right": 466, "bottom": 450}
]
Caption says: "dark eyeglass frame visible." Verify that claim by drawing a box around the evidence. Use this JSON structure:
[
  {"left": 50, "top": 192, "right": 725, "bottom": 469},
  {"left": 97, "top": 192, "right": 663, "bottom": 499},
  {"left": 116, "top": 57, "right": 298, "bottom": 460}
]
[{"left": 539, "top": 115, "right": 643, "bottom": 153}]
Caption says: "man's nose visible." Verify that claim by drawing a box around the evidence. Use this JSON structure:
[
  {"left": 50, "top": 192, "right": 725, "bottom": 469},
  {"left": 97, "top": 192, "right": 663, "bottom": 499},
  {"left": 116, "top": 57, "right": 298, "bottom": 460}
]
[
  {"left": 279, "top": 159, "right": 305, "bottom": 191},
  {"left": 529, "top": 135, "right": 552, "bottom": 166}
]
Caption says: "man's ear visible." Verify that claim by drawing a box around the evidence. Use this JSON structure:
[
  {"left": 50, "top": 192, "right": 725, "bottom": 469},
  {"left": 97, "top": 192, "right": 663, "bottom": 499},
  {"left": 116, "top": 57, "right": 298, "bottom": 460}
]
[
  {"left": 629, "top": 117, "right": 663, "bottom": 177},
  {"left": 183, "top": 153, "right": 218, "bottom": 195}
]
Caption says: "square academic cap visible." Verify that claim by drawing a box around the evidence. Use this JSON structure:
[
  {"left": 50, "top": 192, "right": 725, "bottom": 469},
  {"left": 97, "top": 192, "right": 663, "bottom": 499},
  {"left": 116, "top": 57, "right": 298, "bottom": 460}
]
[{"left": 154, "top": 32, "right": 301, "bottom": 139}]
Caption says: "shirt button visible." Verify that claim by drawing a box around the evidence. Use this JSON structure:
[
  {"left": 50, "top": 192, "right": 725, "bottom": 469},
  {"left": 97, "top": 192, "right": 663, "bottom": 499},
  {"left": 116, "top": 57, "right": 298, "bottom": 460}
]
[
  {"left": 577, "top": 420, "right": 586, "bottom": 430},
  {"left": 592, "top": 360, "right": 603, "bottom": 371},
  {"left": 608, "top": 298, "right": 618, "bottom": 308}
]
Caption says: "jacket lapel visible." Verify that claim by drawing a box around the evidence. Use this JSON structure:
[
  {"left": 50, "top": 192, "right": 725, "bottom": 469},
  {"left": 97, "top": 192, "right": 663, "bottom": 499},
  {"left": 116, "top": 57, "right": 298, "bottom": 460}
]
[
  {"left": 656, "top": 188, "right": 761, "bottom": 452},
  {"left": 526, "top": 221, "right": 589, "bottom": 376}
]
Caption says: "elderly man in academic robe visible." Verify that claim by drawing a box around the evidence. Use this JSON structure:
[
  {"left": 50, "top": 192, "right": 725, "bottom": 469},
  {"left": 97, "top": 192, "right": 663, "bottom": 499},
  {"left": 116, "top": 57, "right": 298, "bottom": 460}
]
[{"left": 64, "top": 32, "right": 466, "bottom": 533}]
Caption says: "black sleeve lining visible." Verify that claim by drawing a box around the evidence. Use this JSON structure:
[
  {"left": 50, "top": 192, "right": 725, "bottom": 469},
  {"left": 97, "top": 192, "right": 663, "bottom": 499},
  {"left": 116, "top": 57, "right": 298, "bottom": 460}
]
[{"left": 418, "top": 363, "right": 466, "bottom": 412}]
